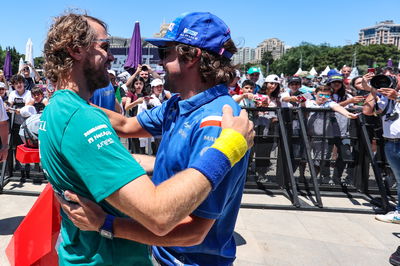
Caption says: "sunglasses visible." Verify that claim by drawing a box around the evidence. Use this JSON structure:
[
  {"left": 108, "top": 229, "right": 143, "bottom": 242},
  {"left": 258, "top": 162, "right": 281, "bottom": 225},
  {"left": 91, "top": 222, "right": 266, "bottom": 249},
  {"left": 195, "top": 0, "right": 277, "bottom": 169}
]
[
  {"left": 158, "top": 46, "right": 176, "bottom": 60},
  {"left": 93, "top": 38, "right": 111, "bottom": 53},
  {"left": 23, "top": 68, "right": 29, "bottom": 71},
  {"left": 318, "top": 93, "right": 331, "bottom": 99}
]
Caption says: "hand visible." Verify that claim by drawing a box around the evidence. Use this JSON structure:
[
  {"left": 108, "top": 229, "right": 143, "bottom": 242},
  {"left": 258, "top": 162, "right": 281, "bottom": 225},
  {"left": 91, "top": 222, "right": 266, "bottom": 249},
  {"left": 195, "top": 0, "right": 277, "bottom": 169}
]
[
  {"left": 221, "top": 105, "right": 255, "bottom": 148},
  {"left": 377, "top": 88, "right": 398, "bottom": 100},
  {"left": 135, "top": 97, "right": 144, "bottom": 104},
  {"left": 135, "top": 64, "right": 142, "bottom": 73},
  {"left": 244, "top": 93, "right": 254, "bottom": 100},
  {"left": 0, "top": 145, "right": 8, "bottom": 162},
  {"left": 347, "top": 113, "right": 359, "bottom": 119},
  {"left": 55, "top": 190, "right": 106, "bottom": 232},
  {"left": 142, "top": 64, "right": 152, "bottom": 71},
  {"left": 351, "top": 96, "right": 365, "bottom": 104},
  {"left": 362, "top": 73, "right": 374, "bottom": 91}
]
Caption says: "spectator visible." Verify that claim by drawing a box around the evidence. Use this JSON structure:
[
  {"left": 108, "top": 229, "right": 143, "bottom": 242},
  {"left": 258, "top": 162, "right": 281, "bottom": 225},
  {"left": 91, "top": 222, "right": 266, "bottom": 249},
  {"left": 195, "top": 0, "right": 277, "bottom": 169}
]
[
  {"left": 341, "top": 65, "right": 352, "bottom": 92},
  {"left": 281, "top": 76, "right": 304, "bottom": 107},
  {"left": 7, "top": 74, "right": 33, "bottom": 181},
  {"left": 247, "top": 67, "right": 262, "bottom": 93},
  {"left": 254, "top": 74, "right": 281, "bottom": 182},
  {"left": 27, "top": 86, "right": 49, "bottom": 113},
  {"left": 0, "top": 94, "right": 9, "bottom": 162},
  {"left": 232, "top": 79, "right": 256, "bottom": 107},
  {"left": 90, "top": 82, "right": 121, "bottom": 113},
  {"left": 0, "top": 82, "right": 8, "bottom": 102},
  {"left": 306, "top": 86, "right": 357, "bottom": 181},
  {"left": 0, "top": 70, "right": 10, "bottom": 92},
  {"left": 150, "top": 78, "right": 170, "bottom": 103},
  {"left": 109, "top": 69, "right": 126, "bottom": 110},
  {"left": 364, "top": 67, "right": 400, "bottom": 224},
  {"left": 18, "top": 62, "right": 40, "bottom": 91},
  {"left": 125, "top": 64, "right": 161, "bottom": 96},
  {"left": 228, "top": 70, "right": 241, "bottom": 96}
]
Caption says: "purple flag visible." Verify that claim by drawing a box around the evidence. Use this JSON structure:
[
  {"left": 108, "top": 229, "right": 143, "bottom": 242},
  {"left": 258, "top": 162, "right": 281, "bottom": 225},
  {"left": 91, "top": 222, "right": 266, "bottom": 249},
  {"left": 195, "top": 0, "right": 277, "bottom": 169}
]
[
  {"left": 387, "top": 58, "right": 393, "bottom": 67},
  {"left": 3, "top": 50, "right": 12, "bottom": 81},
  {"left": 124, "top": 21, "right": 142, "bottom": 73}
]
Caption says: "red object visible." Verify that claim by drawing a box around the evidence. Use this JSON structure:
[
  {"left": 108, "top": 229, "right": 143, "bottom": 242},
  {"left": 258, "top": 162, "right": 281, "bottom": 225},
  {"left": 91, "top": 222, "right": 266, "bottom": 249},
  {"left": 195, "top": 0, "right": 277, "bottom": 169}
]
[
  {"left": 16, "top": 144, "right": 40, "bottom": 164},
  {"left": 6, "top": 184, "right": 61, "bottom": 266}
]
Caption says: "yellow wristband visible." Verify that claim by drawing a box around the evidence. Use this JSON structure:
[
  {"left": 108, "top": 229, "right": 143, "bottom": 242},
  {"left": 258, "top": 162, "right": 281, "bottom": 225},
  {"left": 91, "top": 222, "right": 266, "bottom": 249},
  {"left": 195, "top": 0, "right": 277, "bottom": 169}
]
[{"left": 211, "top": 128, "right": 248, "bottom": 166}]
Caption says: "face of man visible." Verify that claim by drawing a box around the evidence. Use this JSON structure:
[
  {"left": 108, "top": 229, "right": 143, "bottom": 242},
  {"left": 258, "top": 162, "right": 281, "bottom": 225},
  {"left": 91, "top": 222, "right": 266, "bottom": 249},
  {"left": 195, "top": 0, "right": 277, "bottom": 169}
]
[
  {"left": 32, "top": 92, "right": 44, "bottom": 102},
  {"left": 139, "top": 71, "right": 149, "bottom": 81},
  {"left": 288, "top": 82, "right": 301, "bottom": 92},
  {"left": 23, "top": 66, "right": 30, "bottom": 77},
  {"left": 158, "top": 45, "right": 182, "bottom": 94},
  {"left": 14, "top": 81, "right": 25, "bottom": 95},
  {"left": 316, "top": 90, "right": 331, "bottom": 104},
  {"left": 83, "top": 20, "right": 115, "bottom": 93},
  {"left": 241, "top": 85, "right": 253, "bottom": 94},
  {"left": 341, "top": 67, "right": 351, "bottom": 78},
  {"left": 248, "top": 72, "right": 260, "bottom": 83}
]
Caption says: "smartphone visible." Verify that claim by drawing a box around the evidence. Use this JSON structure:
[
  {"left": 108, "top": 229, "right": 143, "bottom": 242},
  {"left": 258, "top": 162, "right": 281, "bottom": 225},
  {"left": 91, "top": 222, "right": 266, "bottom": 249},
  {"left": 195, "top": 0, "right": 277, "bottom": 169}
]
[{"left": 367, "top": 68, "right": 375, "bottom": 74}]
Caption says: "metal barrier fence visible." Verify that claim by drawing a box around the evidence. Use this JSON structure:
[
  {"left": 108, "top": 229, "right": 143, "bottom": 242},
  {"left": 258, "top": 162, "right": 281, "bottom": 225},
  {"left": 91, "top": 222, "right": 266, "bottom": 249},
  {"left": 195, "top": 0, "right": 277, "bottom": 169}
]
[
  {"left": 0, "top": 107, "right": 397, "bottom": 213},
  {"left": 242, "top": 106, "right": 397, "bottom": 213}
]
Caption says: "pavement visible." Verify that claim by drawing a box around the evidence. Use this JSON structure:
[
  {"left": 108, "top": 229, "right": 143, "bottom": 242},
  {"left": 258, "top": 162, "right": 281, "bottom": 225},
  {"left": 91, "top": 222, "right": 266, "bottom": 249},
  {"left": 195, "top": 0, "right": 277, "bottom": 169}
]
[{"left": 0, "top": 181, "right": 398, "bottom": 266}]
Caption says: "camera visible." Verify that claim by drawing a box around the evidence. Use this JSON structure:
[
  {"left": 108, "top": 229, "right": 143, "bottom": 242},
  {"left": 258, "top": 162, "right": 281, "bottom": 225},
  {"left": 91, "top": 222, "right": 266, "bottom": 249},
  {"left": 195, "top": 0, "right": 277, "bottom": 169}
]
[
  {"left": 385, "top": 112, "right": 399, "bottom": 121},
  {"left": 370, "top": 74, "right": 398, "bottom": 89}
]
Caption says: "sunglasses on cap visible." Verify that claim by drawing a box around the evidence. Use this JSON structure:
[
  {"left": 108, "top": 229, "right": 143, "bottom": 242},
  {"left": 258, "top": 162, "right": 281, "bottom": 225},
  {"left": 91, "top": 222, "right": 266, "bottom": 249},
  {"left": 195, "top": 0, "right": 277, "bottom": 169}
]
[
  {"left": 158, "top": 46, "right": 176, "bottom": 60},
  {"left": 318, "top": 93, "right": 331, "bottom": 99}
]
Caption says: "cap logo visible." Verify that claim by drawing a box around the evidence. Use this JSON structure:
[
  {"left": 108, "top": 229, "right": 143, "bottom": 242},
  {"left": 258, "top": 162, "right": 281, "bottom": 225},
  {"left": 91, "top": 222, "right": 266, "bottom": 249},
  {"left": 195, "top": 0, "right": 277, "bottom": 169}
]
[
  {"left": 183, "top": 28, "right": 198, "bottom": 37},
  {"left": 168, "top": 23, "right": 175, "bottom": 32}
]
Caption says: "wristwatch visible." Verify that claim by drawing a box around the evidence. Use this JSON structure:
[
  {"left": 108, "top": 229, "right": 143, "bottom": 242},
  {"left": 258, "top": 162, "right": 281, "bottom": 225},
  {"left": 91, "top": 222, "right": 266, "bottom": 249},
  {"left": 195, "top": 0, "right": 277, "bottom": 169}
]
[
  {"left": 99, "top": 214, "right": 115, "bottom": 239},
  {"left": 396, "top": 94, "right": 400, "bottom": 103}
]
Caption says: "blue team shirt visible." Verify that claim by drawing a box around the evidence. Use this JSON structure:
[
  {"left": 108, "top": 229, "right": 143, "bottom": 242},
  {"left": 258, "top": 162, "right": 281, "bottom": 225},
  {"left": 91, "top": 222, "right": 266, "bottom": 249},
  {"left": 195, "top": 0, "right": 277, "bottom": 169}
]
[
  {"left": 137, "top": 84, "right": 250, "bottom": 266},
  {"left": 90, "top": 82, "right": 115, "bottom": 111}
]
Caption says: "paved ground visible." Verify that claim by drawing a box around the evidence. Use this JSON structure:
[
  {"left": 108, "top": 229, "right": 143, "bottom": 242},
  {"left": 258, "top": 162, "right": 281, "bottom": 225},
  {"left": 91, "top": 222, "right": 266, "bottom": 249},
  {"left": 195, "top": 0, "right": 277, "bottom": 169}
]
[{"left": 0, "top": 182, "right": 398, "bottom": 266}]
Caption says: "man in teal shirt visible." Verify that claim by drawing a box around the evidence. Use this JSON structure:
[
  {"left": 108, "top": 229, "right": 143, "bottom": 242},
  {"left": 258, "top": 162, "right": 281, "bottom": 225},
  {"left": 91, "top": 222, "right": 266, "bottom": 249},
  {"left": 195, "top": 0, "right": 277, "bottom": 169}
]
[{"left": 39, "top": 12, "right": 253, "bottom": 265}]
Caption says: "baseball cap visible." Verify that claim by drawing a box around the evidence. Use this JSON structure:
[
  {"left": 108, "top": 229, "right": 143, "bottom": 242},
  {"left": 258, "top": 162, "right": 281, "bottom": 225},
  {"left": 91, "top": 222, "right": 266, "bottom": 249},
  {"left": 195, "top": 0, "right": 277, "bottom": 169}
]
[
  {"left": 107, "top": 69, "right": 116, "bottom": 77},
  {"left": 150, "top": 78, "right": 164, "bottom": 87},
  {"left": 288, "top": 76, "right": 302, "bottom": 84},
  {"left": 265, "top": 74, "right": 280, "bottom": 84},
  {"left": 0, "top": 82, "right": 5, "bottom": 88},
  {"left": 247, "top": 67, "right": 260, "bottom": 75},
  {"left": 327, "top": 75, "right": 343, "bottom": 84},
  {"left": 145, "top": 12, "right": 233, "bottom": 58}
]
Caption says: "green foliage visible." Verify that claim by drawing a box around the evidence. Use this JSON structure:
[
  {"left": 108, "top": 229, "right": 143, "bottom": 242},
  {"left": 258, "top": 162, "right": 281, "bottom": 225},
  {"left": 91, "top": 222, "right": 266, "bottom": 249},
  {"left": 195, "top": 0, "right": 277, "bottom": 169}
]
[
  {"left": 269, "top": 43, "right": 400, "bottom": 75},
  {"left": 0, "top": 46, "right": 44, "bottom": 77}
]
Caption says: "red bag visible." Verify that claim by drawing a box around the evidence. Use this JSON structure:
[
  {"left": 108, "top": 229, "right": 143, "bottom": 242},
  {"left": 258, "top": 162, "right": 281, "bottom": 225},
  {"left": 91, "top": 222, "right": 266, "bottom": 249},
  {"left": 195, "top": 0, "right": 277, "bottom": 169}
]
[{"left": 6, "top": 184, "right": 61, "bottom": 265}]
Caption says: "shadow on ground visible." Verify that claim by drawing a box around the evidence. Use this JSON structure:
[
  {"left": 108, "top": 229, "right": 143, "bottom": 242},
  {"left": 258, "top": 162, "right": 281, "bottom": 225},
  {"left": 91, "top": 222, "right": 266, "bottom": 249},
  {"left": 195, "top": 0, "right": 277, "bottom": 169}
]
[
  {"left": 233, "top": 231, "right": 247, "bottom": 246},
  {"left": 0, "top": 216, "right": 24, "bottom": 235}
]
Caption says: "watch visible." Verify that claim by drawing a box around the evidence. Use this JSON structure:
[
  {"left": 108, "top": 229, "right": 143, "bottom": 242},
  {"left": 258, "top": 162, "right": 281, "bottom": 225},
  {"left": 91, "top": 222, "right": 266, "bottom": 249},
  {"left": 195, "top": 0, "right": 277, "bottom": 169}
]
[{"left": 99, "top": 214, "right": 115, "bottom": 239}]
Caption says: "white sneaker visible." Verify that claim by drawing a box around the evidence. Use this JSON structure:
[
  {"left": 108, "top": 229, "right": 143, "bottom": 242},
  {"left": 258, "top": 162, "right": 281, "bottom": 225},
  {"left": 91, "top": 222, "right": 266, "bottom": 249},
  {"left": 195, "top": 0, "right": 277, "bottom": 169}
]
[{"left": 375, "top": 211, "right": 400, "bottom": 224}]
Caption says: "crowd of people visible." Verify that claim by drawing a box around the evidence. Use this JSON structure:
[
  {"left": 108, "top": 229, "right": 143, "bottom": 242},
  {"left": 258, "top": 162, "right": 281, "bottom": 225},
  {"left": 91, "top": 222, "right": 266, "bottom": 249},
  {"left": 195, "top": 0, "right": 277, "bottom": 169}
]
[{"left": 0, "top": 10, "right": 399, "bottom": 266}]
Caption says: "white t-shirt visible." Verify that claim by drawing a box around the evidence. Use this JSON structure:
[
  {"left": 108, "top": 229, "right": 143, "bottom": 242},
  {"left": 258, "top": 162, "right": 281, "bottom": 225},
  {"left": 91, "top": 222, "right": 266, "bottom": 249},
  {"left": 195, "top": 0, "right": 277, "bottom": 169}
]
[
  {"left": 0, "top": 97, "right": 8, "bottom": 122},
  {"left": 8, "top": 90, "right": 32, "bottom": 106},
  {"left": 377, "top": 95, "right": 400, "bottom": 139},
  {"left": 232, "top": 94, "right": 255, "bottom": 108},
  {"left": 306, "top": 99, "right": 338, "bottom": 109}
]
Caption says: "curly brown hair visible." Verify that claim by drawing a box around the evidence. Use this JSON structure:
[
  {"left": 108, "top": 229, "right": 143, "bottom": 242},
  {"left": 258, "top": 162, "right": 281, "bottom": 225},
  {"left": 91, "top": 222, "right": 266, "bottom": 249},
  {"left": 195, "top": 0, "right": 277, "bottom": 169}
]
[
  {"left": 43, "top": 12, "right": 108, "bottom": 84},
  {"left": 175, "top": 39, "right": 238, "bottom": 85}
]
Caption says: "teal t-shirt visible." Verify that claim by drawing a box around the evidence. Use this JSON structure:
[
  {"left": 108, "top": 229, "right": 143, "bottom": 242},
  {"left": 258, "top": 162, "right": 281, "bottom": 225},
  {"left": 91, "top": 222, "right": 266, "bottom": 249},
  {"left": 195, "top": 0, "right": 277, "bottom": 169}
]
[{"left": 38, "top": 90, "right": 151, "bottom": 266}]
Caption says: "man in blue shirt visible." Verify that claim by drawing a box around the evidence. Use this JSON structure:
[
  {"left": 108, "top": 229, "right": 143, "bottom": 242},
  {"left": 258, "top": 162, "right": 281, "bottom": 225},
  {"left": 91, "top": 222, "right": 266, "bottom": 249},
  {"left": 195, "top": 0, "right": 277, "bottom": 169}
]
[{"left": 61, "top": 12, "right": 251, "bottom": 266}]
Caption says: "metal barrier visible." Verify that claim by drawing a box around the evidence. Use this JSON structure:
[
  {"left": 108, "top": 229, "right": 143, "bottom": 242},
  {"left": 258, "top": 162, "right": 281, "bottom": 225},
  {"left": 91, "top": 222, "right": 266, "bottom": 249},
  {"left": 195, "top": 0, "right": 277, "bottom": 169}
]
[{"left": 242, "top": 106, "right": 396, "bottom": 214}]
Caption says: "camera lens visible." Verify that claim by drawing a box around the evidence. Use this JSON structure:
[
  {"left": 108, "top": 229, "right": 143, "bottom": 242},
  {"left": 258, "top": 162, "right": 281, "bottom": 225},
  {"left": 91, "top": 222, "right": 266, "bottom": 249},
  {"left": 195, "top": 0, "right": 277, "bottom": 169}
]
[{"left": 370, "top": 75, "right": 395, "bottom": 89}]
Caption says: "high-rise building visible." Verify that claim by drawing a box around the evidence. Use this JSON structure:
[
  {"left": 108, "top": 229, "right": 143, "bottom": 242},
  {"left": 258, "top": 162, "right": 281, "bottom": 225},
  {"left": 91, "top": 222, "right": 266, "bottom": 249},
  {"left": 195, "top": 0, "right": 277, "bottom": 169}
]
[
  {"left": 359, "top": 20, "right": 400, "bottom": 48},
  {"left": 232, "top": 47, "right": 256, "bottom": 65},
  {"left": 255, "top": 38, "right": 285, "bottom": 62}
]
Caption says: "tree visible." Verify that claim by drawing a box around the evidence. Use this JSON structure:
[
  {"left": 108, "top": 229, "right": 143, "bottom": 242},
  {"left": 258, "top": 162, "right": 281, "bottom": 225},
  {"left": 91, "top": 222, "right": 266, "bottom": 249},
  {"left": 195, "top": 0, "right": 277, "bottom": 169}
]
[{"left": 261, "top": 51, "right": 274, "bottom": 75}]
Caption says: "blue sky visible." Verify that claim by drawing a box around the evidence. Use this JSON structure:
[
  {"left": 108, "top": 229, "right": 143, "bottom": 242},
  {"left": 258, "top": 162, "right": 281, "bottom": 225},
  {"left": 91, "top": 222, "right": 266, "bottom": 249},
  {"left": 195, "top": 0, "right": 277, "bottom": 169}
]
[{"left": 2, "top": 0, "right": 400, "bottom": 58}]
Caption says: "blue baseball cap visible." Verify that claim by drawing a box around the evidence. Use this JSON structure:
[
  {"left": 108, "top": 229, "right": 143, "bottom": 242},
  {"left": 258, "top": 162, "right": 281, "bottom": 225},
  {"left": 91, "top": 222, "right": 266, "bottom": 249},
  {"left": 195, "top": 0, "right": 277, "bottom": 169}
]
[{"left": 145, "top": 12, "right": 233, "bottom": 59}]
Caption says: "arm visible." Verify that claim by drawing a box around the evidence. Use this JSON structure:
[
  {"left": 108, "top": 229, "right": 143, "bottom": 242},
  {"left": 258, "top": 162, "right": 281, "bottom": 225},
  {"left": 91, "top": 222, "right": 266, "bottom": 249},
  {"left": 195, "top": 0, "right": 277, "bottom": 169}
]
[
  {"left": 124, "top": 97, "right": 144, "bottom": 111},
  {"left": 363, "top": 89, "right": 378, "bottom": 116},
  {"left": 0, "top": 121, "right": 9, "bottom": 162},
  {"left": 125, "top": 65, "right": 142, "bottom": 88},
  {"left": 145, "top": 64, "right": 161, "bottom": 79},
  {"left": 114, "top": 99, "right": 122, "bottom": 114},
  {"left": 132, "top": 154, "right": 155, "bottom": 173},
  {"left": 331, "top": 104, "right": 358, "bottom": 119},
  {"left": 58, "top": 193, "right": 214, "bottom": 246}
]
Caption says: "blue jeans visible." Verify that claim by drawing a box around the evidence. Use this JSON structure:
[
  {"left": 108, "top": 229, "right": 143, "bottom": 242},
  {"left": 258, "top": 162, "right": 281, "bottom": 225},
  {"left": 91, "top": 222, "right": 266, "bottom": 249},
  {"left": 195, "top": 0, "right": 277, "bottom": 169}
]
[{"left": 384, "top": 141, "right": 400, "bottom": 211}]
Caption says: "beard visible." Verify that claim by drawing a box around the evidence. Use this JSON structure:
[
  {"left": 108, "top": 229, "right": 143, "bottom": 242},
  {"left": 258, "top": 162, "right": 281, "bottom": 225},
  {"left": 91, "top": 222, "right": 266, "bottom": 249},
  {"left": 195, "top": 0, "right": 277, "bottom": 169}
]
[
  {"left": 163, "top": 72, "right": 182, "bottom": 94},
  {"left": 83, "top": 56, "right": 110, "bottom": 94}
]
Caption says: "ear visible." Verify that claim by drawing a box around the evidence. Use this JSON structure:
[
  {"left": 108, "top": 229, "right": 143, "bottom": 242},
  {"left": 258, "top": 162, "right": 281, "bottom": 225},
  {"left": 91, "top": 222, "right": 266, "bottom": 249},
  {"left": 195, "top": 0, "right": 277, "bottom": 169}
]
[
  {"left": 186, "top": 48, "right": 202, "bottom": 68},
  {"left": 67, "top": 46, "right": 85, "bottom": 61}
]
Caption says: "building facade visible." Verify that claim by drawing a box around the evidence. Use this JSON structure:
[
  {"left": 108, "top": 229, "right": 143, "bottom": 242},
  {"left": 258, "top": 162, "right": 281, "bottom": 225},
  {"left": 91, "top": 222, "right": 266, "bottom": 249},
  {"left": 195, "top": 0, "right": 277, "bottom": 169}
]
[
  {"left": 232, "top": 47, "right": 256, "bottom": 65},
  {"left": 255, "top": 38, "right": 285, "bottom": 62},
  {"left": 359, "top": 20, "right": 400, "bottom": 48}
]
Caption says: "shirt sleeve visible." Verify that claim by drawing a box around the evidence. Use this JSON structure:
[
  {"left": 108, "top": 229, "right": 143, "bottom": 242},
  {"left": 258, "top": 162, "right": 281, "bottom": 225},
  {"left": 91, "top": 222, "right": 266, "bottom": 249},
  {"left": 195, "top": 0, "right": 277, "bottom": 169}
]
[
  {"left": 137, "top": 97, "right": 176, "bottom": 136},
  {"left": 188, "top": 103, "right": 246, "bottom": 219},
  {"left": 0, "top": 98, "right": 8, "bottom": 121},
  {"left": 61, "top": 108, "right": 146, "bottom": 202}
]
